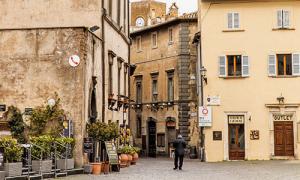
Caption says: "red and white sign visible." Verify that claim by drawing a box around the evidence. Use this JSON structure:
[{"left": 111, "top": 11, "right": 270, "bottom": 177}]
[
  {"left": 69, "top": 55, "right": 80, "bottom": 67},
  {"left": 199, "top": 106, "right": 212, "bottom": 127}
]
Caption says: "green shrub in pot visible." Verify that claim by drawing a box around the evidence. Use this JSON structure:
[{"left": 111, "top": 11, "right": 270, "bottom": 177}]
[{"left": 54, "top": 137, "right": 75, "bottom": 170}]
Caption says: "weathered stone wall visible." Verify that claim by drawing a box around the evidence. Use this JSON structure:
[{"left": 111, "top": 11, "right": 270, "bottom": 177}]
[{"left": 0, "top": 27, "right": 101, "bottom": 167}]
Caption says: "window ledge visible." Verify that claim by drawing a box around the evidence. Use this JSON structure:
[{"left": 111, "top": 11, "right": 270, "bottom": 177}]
[
  {"left": 168, "top": 41, "right": 174, "bottom": 45},
  {"left": 222, "top": 29, "right": 245, "bottom": 33},
  {"left": 269, "top": 75, "right": 298, "bottom": 78},
  {"left": 152, "top": 46, "right": 158, "bottom": 49},
  {"left": 272, "top": 27, "right": 295, "bottom": 31},
  {"left": 220, "top": 76, "right": 248, "bottom": 79}
]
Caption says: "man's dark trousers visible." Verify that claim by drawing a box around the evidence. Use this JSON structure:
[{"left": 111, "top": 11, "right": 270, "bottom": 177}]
[{"left": 174, "top": 153, "right": 184, "bottom": 169}]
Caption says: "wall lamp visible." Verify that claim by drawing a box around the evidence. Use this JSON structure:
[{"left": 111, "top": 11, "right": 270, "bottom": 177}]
[
  {"left": 89, "top": 26, "right": 100, "bottom": 32},
  {"left": 200, "top": 66, "right": 208, "bottom": 84}
]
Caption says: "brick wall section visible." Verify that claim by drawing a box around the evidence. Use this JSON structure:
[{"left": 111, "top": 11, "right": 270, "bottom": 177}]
[{"left": 178, "top": 23, "right": 191, "bottom": 142}]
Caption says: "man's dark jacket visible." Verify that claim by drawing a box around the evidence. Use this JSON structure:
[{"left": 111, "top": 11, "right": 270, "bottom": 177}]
[{"left": 173, "top": 137, "right": 186, "bottom": 156}]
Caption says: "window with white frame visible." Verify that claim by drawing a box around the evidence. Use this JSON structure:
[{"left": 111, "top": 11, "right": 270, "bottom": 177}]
[
  {"left": 219, "top": 55, "right": 249, "bottom": 77},
  {"left": 227, "top": 12, "right": 240, "bottom": 29},
  {"left": 152, "top": 32, "right": 158, "bottom": 48},
  {"left": 268, "top": 53, "right": 300, "bottom": 76},
  {"left": 136, "top": 36, "right": 142, "bottom": 51},
  {"left": 277, "top": 10, "right": 290, "bottom": 28}
]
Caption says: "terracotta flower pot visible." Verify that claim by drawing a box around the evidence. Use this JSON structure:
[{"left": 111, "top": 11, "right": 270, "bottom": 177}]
[
  {"left": 120, "top": 154, "right": 128, "bottom": 168},
  {"left": 127, "top": 154, "right": 133, "bottom": 166},
  {"left": 91, "top": 163, "right": 102, "bottom": 175},
  {"left": 131, "top": 152, "right": 139, "bottom": 165}
]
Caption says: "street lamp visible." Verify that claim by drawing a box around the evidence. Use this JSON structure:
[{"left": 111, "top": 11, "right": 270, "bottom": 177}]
[
  {"left": 47, "top": 99, "right": 56, "bottom": 108},
  {"left": 200, "top": 66, "right": 207, "bottom": 84}
]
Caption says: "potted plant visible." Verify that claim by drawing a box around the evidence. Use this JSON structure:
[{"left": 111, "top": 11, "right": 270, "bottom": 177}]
[
  {"left": 30, "top": 135, "right": 53, "bottom": 173},
  {"left": 0, "top": 137, "right": 23, "bottom": 177},
  {"left": 117, "top": 146, "right": 129, "bottom": 168},
  {"left": 55, "top": 137, "right": 75, "bottom": 170},
  {"left": 131, "top": 147, "right": 141, "bottom": 165}
]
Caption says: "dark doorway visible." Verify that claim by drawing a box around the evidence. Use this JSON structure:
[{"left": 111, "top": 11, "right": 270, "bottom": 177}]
[
  {"left": 229, "top": 124, "right": 245, "bottom": 160},
  {"left": 274, "top": 121, "right": 294, "bottom": 156},
  {"left": 148, "top": 120, "right": 156, "bottom": 157}
]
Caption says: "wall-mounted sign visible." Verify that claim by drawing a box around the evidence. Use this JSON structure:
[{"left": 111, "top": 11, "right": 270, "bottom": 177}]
[
  {"left": 199, "top": 106, "right": 212, "bottom": 127},
  {"left": 69, "top": 55, "right": 80, "bottom": 67},
  {"left": 228, "top": 115, "right": 244, "bottom": 124},
  {"left": 273, "top": 114, "right": 293, "bottom": 121},
  {"left": 63, "top": 120, "right": 73, "bottom": 137},
  {"left": 250, "top": 130, "right": 259, "bottom": 140},
  {"left": 0, "top": 105, "right": 6, "bottom": 112},
  {"left": 24, "top": 108, "right": 33, "bottom": 115},
  {"left": 207, "top": 96, "right": 221, "bottom": 106},
  {"left": 213, "top": 131, "right": 222, "bottom": 141},
  {"left": 83, "top": 137, "right": 93, "bottom": 154}
]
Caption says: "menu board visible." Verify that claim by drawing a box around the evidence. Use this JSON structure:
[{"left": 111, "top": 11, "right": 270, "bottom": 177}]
[{"left": 105, "top": 141, "right": 119, "bottom": 165}]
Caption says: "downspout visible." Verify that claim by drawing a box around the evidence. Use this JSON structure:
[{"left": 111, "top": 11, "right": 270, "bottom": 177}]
[
  {"left": 101, "top": 0, "right": 106, "bottom": 123},
  {"left": 127, "top": 0, "right": 131, "bottom": 128}
]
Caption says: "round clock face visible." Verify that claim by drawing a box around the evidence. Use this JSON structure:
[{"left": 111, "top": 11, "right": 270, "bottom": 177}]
[{"left": 136, "top": 17, "right": 145, "bottom": 27}]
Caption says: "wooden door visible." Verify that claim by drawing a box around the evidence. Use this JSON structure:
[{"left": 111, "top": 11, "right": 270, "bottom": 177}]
[
  {"left": 229, "top": 124, "right": 245, "bottom": 160},
  {"left": 274, "top": 121, "right": 294, "bottom": 156},
  {"left": 148, "top": 121, "right": 156, "bottom": 157}
]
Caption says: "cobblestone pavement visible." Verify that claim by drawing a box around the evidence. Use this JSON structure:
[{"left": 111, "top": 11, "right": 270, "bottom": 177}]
[{"left": 57, "top": 158, "right": 300, "bottom": 180}]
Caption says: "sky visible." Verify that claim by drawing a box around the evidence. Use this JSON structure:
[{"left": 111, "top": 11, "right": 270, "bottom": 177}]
[{"left": 130, "top": 0, "right": 198, "bottom": 15}]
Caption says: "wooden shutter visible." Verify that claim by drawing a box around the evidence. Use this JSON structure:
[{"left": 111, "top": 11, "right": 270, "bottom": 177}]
[
  {"left": 234, "top": 13, "right": 240, "bottom": 28},
  {"left": 242, "top": 56, "right": 249, "bottom": 77},
  {"left": 292, "top": 53, "right": 300, "bottom": 75},
  {"left": 219, "top": 56, "right": 226, "bottom": 77},
  {"left": 268, "top": 55, "right": 276, "bottom": 76},
  {"left": 283, "top": 10, "right": 290, "bottom": 28},
  {"left": 277, "top": 10, "right": 283, "bottom": 28},
  {"left": 228, "top": 13, "right": 233, "bottom": 29}
]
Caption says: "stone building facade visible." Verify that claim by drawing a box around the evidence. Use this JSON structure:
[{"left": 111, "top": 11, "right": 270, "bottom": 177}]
[
  {"left": 0, "top": 0, "right": 130, "bottom": 167},
  {"left": 198, "top": 0, "right": 300, "bottom": 162},
  {"left": 130, "top": 2, "right": 198, "bottom": 157}
]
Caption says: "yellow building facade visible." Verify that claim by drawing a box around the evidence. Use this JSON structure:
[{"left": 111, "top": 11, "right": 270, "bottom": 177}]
[{"left": 200, "top": 0, "right": 300, "bottom": 161}]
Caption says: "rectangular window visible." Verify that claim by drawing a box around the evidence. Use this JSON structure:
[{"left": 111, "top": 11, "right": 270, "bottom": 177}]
[
  {"left": 136, "top": 36, "right": 142, "bottom": 51},
  {"left": 167, "top": 73, "right": 174, "bottom": 102},
  {"left": 108, "top": 51, "right": 116, "bottom": 95},
  {"left": 136, "top": 81, "right": 142, "bottom": 104},
  {"left": 108, "top": 0, "right": 112, "bottom": 17},
  {"left": 168, "top": 28, "right": 173, "bottom": 43},
  {"left": 219, "top": 55, "right": 249, "bottom": 77},
  {"left": 136, "top": 116, "right": 142, "bottom": 138},
  {"left": 277, "top": 10, "right": 290, "bottom": 28},
  {"left": 117, "top": 0, "right": 121, "bottom": 25},
  {"left": 152, "top": 79, "right": 158, "bottom": 102},
  {"left": 157, "top": 134, "right": 165, "bottom": 147},
  {"left": 227, "top": 55, "right": 242, "bottom": 76},
  {"left": 228, "top": 12, "right": 240, "bottom": 29},
  {"left": 277, "top": 54, "right": 292, "bottom": 76},
  {"left": 152, "top": 32, "right": 158, "bottom": 48}
]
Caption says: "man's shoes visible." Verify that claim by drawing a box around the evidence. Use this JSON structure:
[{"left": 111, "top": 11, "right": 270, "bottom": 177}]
[
  {"left": 179, "top": 168, "right": 182, "bottom": 170},
  {"left": 173, "top": 167, "right": 177, "bottom": 170}
]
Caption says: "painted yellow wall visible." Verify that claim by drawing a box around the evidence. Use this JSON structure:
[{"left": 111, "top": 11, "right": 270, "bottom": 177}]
[{"left": 200, "top": 0, "right": 300, "bottom": 161}]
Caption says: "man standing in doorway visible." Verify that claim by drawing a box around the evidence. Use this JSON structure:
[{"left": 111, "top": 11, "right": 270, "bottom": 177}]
[{"left": 173, "top": 134, "right": 186, "bottom": 170}]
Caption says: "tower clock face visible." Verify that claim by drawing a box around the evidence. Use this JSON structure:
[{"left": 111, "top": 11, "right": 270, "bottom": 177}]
[{"left": 136, "top": 17, "right": 145, "bottom": 27}]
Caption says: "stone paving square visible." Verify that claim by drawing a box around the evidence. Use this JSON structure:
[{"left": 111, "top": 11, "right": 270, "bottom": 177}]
[{"left": 57, "top": 158, "right": 300, "bottom": 180}]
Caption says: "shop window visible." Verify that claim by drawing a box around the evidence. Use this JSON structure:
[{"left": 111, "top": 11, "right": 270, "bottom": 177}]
[
  {"left": 136, "top": 116, "right": 142, "bottom": 138},
  {"left": 157, "top": 133, "right": 165, "bottom": 147}
]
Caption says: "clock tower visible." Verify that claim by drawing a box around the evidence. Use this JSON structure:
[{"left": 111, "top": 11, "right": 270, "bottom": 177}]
[{"left": 130, "top": 0, "right": 166, "bottom": 28}]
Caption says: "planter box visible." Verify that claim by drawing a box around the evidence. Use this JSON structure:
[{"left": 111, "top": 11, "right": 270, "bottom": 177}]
[
  {"left": 32, "top": 160, "right": 52, "bottom": 173},
  {"left": 4, "top": 162, "right": 22, "bottom": 177},
  {"left": 57, "top": 159, "right": 74, "bottom": 170}
]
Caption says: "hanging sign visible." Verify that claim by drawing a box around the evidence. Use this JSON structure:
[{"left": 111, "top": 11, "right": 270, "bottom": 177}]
[
  {"left": 199, "top": 106, "right": 212, "bottom": 127},
  {"left": 69, "top": 55, "right": 80, "bottom": 67},
  {"left": 207, "top": 96, "right": 221, "bottom": 106}
]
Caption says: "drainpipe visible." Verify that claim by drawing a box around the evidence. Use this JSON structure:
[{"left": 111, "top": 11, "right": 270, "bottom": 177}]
[
  {"left": 101, "top": 0, "right": 106, "bottom": 123},
  {"left": 127, "top": 0, "right": 131, "bottom": 129}
]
